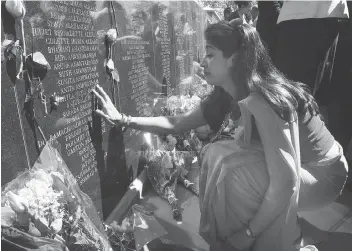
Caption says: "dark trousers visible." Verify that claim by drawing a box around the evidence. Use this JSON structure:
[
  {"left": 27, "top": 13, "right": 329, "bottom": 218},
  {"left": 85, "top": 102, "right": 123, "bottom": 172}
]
[
  {"left": 275, "top": 18, "right": 352, "bottom": 184},
  {"left": 256, "top": 1, "right": 282, "bottom": 59},
  {"left": 257, "top": 25, "right": 278, "bottom": 60},
  {"left": 328, "top": 19, "right": 352, "bottom": 157},
  {"left": 274, "top": 18, "right": 340, "bottom": 106}
]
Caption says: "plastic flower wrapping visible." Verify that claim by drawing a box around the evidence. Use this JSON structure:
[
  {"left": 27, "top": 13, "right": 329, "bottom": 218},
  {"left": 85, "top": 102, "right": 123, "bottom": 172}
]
[
  {"left": 1, "top": 140, "right": 113, "bottom": 251},
  {"left": 104, "top": 204, "right": 167, "bottom": 251}
]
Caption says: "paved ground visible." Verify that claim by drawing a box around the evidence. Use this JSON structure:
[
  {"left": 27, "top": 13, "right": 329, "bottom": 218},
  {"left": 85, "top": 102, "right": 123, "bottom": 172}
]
[
  {"left": 299, "top": 188, "right": 352, "bottom": 251},
  {"left": 140, "top": 165, "right": 352, "bottom": 251},
  {"left": 141, "top": 166, "right": 208, "bottom": 251}
]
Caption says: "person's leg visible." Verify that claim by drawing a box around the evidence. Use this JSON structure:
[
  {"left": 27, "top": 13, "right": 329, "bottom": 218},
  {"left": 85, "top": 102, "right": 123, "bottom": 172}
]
[
  {"left": 298, "top": 154, "right": 348, "bottom": 212},
  {"left": 253, "top": 204, "right": 301, "bottom": 251},
  {"left": 257, "top": 26, "right": 278, "bottom": 60},
  {"left": 256, "top": 1, "right": 281, "bottom": 59},
  {"left": 328, "top": 19, "right": 352, "bottom": 153},
  {"left": 347, "top": 139, "right": 352, "bottom": 191},
  {"left": 299, "top": 161, "right": 347, "bottom": 211},
  {"left": 199, "top": 142, "right": 271, "bottom": 249}
]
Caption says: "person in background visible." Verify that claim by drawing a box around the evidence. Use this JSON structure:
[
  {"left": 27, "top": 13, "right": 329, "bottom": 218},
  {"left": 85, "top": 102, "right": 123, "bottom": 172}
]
[
  {"left": 256, "top": 1, "right": 283, "bottom": 59},
  {"left": 328, "top": 1, "right": 352, "bottom": 191},
  {"left": 348, "top": 138, "right": 352, "bottom": 190},
  {"left": 274, "top": 1, "right": 349, "bottom": 112},
  {"left": 228, "top": 1, "right": 253, "bottom": 25},
  {"left": 92, "top": 21, "right": 348, "bottom": 251},
  {"left": 250, "top": 3, "right": 259, "bottom": 27},
  {"left": 224, "top": 6, "right": 232, "bottom": 21}
]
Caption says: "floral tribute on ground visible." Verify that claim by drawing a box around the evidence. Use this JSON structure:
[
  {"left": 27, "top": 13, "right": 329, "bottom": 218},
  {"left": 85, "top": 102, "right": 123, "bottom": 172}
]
[
  {"left": 142, "top": 93, "right": 205, "bottom": 221},
  {"left": 104, "top": 204, "right": 167, "bottom": 251},
  {"left": 1, "top": 141, "right": 113, "bottom": 251}
]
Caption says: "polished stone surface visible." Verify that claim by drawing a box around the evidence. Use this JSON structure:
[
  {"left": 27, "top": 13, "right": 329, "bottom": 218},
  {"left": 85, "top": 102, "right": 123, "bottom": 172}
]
[{"left": 1, "top": 0, "right": 207, "bottom": 220}]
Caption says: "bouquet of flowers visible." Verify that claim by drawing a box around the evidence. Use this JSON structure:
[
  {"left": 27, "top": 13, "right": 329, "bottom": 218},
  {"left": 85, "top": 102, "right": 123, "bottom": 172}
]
[
  {"left": 136, "top": 94, "right": 204, "bottom": 222},
  {"left": 161, "top": 94, "right": 204, "bottom": 153},
  {"left": 144, "top": 136, "right": 196, "bottom": 221},
  {"left": 1, "top": 141, "right": 113, "bottom": 251}
]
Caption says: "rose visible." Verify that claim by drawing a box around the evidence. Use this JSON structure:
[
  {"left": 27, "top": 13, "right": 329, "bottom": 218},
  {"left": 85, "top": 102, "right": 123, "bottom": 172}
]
[
  {"left": 105, "top": 58, "right": 114, "bottom": 73},
  {"left": 5, "top": 0, "right": 25, "bottom": 18},
  {"left": 6, "top": 191, "right": 28, "bottom": 213},
  {"left": 1, "top": 39, "right": 20, "bottom": 62},
  {"left": 106, "top": 29, "right": 118, "bottom": 45}
]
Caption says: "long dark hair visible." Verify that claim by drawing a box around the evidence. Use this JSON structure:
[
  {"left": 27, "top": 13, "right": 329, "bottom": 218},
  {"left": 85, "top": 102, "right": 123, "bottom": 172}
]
[{"left": 204, "top": 21, "right": 319, "bottom": 122}]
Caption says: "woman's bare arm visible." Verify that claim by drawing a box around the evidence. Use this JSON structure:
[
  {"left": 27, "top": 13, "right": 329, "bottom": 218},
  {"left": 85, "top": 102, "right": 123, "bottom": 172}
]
[
  {"left": 129, "top": 105, "right": 207, "bottom": 135},
  {"left": 92, "top": 84, "right": 207, "bottom": 135}
]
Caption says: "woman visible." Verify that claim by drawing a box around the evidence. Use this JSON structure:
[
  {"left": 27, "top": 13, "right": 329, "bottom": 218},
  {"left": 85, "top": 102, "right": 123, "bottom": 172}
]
[{"left": 92, "top": 21, "right": 348, "bottom": 251}]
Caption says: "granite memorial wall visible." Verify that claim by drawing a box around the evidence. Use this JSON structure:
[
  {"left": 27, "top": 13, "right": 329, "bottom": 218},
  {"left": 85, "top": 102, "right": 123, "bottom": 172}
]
[{"left": 1, "top": 0, "right": 208, "bottom": 220}]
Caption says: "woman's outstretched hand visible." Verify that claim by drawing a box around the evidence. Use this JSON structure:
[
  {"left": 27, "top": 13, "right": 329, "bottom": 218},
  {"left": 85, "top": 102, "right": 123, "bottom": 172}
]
[{"left": 91, "top": 84, "right": 122, "bottom": 125}]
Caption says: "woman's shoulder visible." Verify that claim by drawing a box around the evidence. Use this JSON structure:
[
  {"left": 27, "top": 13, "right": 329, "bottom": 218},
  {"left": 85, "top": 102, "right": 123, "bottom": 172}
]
[
  {"left": 238, "top": 93, "right": 285, "bottom": 123},
  {"left": 238, "top": 93, "right": 270, "bottom": 110}
]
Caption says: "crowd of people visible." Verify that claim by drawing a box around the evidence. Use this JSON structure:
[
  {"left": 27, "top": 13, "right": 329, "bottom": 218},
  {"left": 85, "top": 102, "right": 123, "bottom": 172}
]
[{"left": 91, "top": 1, "right": 351, "bottom": 251}]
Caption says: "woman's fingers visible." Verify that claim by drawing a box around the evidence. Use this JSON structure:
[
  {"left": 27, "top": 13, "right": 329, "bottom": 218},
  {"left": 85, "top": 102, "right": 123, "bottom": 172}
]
[
  {"left": 95, "top": 84, "right": 110, "bottom": 102},
  {"left": 92, "top": 85, "right": 121, "bottom": 125},
  {"left": 94, "top": 109, "right": 110, "bottom": 120},
  {"left": 91, "top": 89, "right": 106, "bottom": 105}
]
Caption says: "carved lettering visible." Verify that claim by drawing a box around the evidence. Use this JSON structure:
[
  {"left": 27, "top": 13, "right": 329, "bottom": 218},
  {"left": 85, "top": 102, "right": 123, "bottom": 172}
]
[{"left": 32, "top": 28, "right": 52, "bottom": 36}]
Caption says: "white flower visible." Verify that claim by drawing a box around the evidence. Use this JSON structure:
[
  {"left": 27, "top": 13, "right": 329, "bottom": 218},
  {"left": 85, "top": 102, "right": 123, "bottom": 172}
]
[
  {"left": 6, "top": 191, "right": 28, "bottom": 213},
  {"left": 50, "top": 218, "right": 62, "bottom": 234},
  {"left": 105, "top": 59, "right": 114, "bottom": 72},
  {"left": 130, "top": 178, "right": 144, "bottom": 199},
  {"left": 18, "top": 187, "right": 33, "bottom": 200},
  {"left": 162, "top": 153, "right": 173, "bottom": 169},
  {"left": 28, "top": 222, "right": 41, "bottom": 236},
  {"left": 6, "top": 168, "right": 68, "bottom": 237},
  {"left": 27, "top": 52, "right": 51, "bottom": 70},
  {"left": 38, "top": 217, "right": 49, "bottom": 228},
  {"left": 5, "top": 0, "right": 25, "bottom": 19},
  {"left": 106, "top": 29, "right": 118, "bottom": 44},
  {"left": 166, "top": 135, "right": 177, "bottom": 150},
  {"left": 1, "top": 39, "right": 20, "bottom": 62}
]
